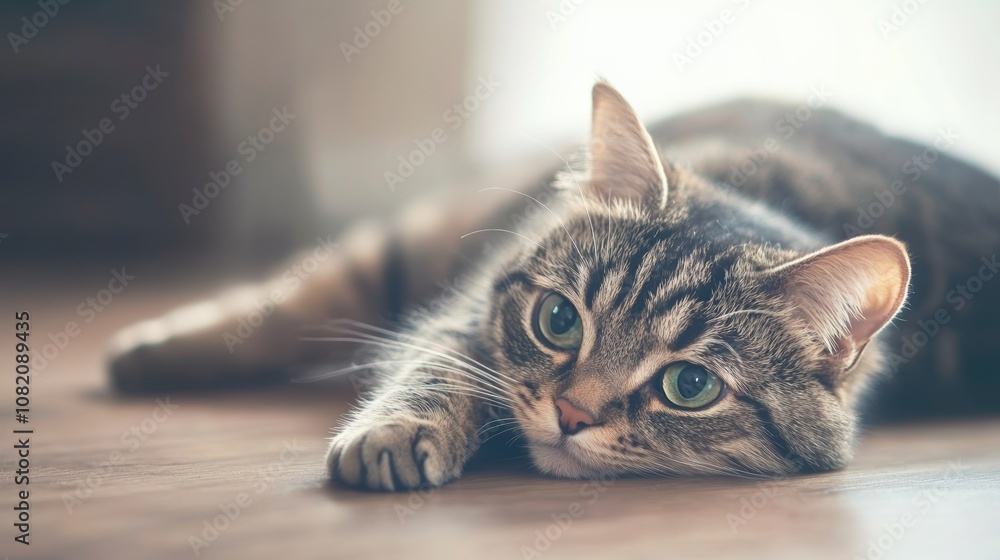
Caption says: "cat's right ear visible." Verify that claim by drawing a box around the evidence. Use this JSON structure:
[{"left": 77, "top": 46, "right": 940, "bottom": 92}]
[{"left": 587, "top": 82, "right": 668, "bottom": 208}]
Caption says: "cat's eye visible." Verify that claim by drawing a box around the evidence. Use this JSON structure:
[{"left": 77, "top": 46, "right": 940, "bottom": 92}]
[
  {"left": 534, "top": 292, "right": 583, "bottom": 350},
  {"left": 658, "top": 362, "right": 723, "bottom": 409}
]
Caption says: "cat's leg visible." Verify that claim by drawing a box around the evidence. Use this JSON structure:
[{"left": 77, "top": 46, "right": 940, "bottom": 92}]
[
  {"left": 107, "top": 203, "right": 468, "bottom": 392},
  {"left": 326, "top": 317, "right": 498, "bottom": 490}
]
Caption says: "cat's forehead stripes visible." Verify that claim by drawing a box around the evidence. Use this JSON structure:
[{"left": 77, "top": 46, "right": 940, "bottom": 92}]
[
  {"left": 590, "top": 267, "right": 626, "bottom": 311},
  {"left": 650, "top": 255, "right": 712, "bottom": 309},
  {"left": 648, "top": 296, "right": 698, "bottom": 348},
  {"left": 583, "top": 263, "right": 609, "bottom": 309},
  {"left": 495, "top": 200, "right": 766, "bottom": 397},
  {"left": 495, "top": 207, "right": 758, "bottom": 368}
]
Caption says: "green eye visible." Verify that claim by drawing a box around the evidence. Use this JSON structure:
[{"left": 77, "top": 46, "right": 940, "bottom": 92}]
[
  {"left": 659, "top": 362, "right": 723, "bottom": 409},
  {"left": 535, "top": 293, "right": 583, "bottom": 350}
]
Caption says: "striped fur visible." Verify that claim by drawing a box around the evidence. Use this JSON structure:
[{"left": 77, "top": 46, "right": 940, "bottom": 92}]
[{"left": 107, "top": 83, "right": 1000, "bottom": 490}]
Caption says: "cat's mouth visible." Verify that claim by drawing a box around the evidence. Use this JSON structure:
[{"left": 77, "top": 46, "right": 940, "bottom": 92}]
[{"left": 511, "top": 399, "right": 612, "bottom": 478}]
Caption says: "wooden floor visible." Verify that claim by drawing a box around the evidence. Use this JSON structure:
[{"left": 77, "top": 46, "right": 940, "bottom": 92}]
[{"left": 3, "top": 264, "right": 1000, "bottom": 559}]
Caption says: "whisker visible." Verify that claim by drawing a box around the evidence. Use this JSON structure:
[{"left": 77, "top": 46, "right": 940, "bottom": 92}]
[
  {"left": 507, "top": 438, "right": 528, "bottom": 449},
  {"left": 408, "top": 386, "right": 512, "bottom": 410},
  {"left": 293, "top": 359, "right": 439, "bottom": 383},
  {"left": 301, "top": 335, "right": 516, "bottom": 393},
  {"left": 479, "top": 187, "right": 586, "bottom": 262},
  {"left": 709, "top": 309, "right": 782, "bottom": 324},
  {"left": 404, "top": 365, "right": 515, "bottom": 401},
  {"left": 520, "top": 131, "right": 598, "bottom": 258},
  {"left": 415, "top": 360, "right": 509, "bottom": 397},
  {"left": 480, "top": 423, "right": 523, "bottom": 443},
  {"left": 400, "top": 373, "right": 511, "bottom": 403},
  {"left": 482, "top": 418, "right": 525, "bottom": 446},
  {"left": 485, "top": 428, "right": 521, "bottom": 443},
  {"left": 460, "top": 229, "right": 546, "bottom": 252},
  {"left": 322, "top": 320, "right": 522, "bottom": 387},
  {"left": 295, "top": 359, "right": 515, "bottom": 404},
  {"left": 476, "top": 417, "right": 519, "bottom": 437}
]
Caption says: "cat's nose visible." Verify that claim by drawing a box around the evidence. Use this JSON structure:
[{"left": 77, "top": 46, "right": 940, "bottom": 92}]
[{"left": 554, "top": 397, "right": 596, "bottom": 436}]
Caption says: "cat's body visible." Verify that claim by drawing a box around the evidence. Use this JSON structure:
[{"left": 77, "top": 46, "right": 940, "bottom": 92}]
[
  {"left": 108, "top": 84, "right": 1000, "bottom": 490},
  {"left": 650, "top": 100, "right": 1000, "bottom": 418}
]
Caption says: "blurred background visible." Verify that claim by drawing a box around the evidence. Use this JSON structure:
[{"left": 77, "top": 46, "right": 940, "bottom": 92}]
[
  {"left": 3, "top": 3, "right": 1000, "bottom": 558},
  {"left": 3, "top": 0, "right": 999, "bottom": 274}
]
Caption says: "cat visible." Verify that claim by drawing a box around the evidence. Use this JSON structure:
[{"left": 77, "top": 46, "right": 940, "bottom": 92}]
[{"left": 107, "top": 82, "right": 1000, "bottom": 491}]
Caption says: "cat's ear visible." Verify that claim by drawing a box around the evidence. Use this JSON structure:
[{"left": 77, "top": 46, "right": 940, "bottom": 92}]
[
  {"left": 771, "top": 235, "right": 910, "bottom": 367},
  {"left": 588, "top": 82, "right": 668, "bottom": 208}
]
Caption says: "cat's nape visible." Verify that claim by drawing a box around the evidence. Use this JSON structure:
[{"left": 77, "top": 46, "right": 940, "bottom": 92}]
[{"left": 107, "top": 82, "right": 1000, "bottom": 491}]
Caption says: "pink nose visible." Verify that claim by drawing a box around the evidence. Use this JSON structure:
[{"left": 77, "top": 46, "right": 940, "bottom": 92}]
[{"left": 555, "top": 397, "right": 596, "bottom": 436}]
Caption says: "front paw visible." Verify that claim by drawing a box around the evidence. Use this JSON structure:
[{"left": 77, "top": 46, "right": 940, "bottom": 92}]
[{"left": 327, "top": 420, "right": 465, "bottom": 491}]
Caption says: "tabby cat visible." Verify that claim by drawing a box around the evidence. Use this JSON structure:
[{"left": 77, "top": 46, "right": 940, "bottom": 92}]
[{"left": 108, "top": 82, "right": 1000, "bottom": 490}]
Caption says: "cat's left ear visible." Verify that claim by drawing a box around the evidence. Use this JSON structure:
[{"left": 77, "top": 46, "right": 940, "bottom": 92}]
[
  {"left": 588, "top": 82, "right": 668, "bottom": 208},
  {"left": 771, "top": 235, "right": 911, "bottom": 368}
]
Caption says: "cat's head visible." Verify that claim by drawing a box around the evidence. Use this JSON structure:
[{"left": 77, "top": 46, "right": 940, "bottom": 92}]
[{"left": 484, "top": 83, "right": 910, "bottom": 478}]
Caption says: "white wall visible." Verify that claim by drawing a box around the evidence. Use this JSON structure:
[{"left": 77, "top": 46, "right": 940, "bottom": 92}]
[
  {"left": 467, "top": 0, "right": 1000, "bottom": 177},
  {"left": 208, "top": 0, "right": 1000, "bottom": 257}
]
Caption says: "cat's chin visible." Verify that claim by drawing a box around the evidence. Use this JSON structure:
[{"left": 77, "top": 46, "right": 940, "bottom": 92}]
[{"left": 528, "top": 443, "right": 603, "bottom": 479}]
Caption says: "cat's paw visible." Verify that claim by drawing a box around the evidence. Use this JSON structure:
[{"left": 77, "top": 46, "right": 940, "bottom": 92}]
[{"left": 326, "top": 420, "right": 464, "bottom": 491}]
